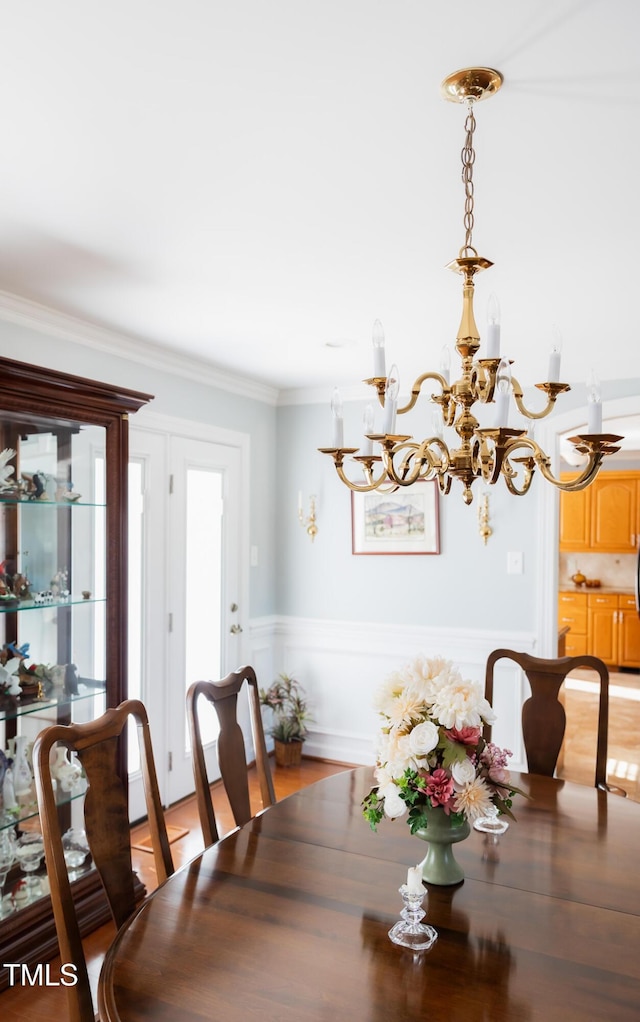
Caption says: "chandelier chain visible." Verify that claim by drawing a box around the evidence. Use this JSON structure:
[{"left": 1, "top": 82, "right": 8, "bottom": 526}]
[{"left": 461, "top": 101, "right": 476, "bottom": 254}]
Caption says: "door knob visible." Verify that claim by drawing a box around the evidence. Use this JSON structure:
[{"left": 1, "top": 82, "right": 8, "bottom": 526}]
[{"left": 230, "top": 623, "right": 243, "bottom": 634}]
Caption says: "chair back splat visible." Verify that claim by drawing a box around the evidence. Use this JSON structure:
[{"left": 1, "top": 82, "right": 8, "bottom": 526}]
[
  {"left": 33, "top": 698, "right": 173, "bottom": 1022},
  {"left": 187, "top": 665, "right": 276, "bottom": 847},
  {"left": 484, "top": 649, "right": 625, "bottom": 796}
]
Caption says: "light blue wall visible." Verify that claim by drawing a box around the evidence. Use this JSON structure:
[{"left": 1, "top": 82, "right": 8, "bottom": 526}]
[
  {"left": 276, "top": 378, "right": 640, "bottom": 629},
  {"left": 0, "top": 321, "right": 278, "bottom": 617},
  {"left": 276, "top": 401, "right": 538, "bottom": 629}
]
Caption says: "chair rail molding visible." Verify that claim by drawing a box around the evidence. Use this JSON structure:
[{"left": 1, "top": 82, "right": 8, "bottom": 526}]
[{"left": 248, "top": 615, "right": 535, "bottom": 769}]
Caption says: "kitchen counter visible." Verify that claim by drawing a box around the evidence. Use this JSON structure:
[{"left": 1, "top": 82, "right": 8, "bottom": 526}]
[{"left": 559, "top": 586, "right": 635, "bottom": 595}]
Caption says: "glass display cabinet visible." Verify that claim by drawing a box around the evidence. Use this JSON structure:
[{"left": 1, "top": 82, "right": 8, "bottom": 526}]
[{"left": 0, "top": 355, "right": 151, "bottom": 987}]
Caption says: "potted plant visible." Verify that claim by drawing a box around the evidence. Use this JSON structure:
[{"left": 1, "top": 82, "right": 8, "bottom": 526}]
[{"left": 259, "top": 673, "right": 312, "bottom": 767}]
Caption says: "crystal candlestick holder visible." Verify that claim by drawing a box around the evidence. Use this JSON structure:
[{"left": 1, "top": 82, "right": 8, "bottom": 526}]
[{"left": 388, "top": 884, "right": 438, "bottom": 951}]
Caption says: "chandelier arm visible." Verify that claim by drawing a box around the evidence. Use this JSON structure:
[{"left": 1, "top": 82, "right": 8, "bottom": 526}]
[
  {"left": 473, "top": 432, "right": 500, "bottom": 485},
  {"left": 397, "top": 372, "right": 450, "bottom": 415},
  {"left": 384, "top": 442, "right": 431, "bottom": 487},
  {"left": 318, "top": 448, "right": 393, "bottom": 493},
  {"left": 438, "top": 473, "right": 452, "bottom": 495},
  {"left": 500, "top": 445, "right": 537, "bottom": 496},
  {"left": 503, "top": 462, "right": 536, "bottom": 496},
  {"left": 502, "top": 435, "right": 604, "bottom": 493},
  {"left": 510, "top": 376, "right": 572, "bottom": 420},
  {"left": 334, "top": 460, "right": 393, "bottom": 493},
  {"left": 536, "top": 454, "right": 604, "bottom": 492},
  {"left": 384, "top": 438, "right": 451, "bottom": 488},
  {"left": 474, "top": 359, "right": 500, "bottom": 403}
]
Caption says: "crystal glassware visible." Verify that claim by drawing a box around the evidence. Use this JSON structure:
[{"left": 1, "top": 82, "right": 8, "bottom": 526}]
[
  {"left": 62, "top": 827, "right": 90, "bottom": 879},
  {"left": 0, "top": 831, "right": 17, "bottom": 919},
  {"left": 15, "top": 832, "right": 45, "bottom": 900},
  {"left": 388, "top": 884, "right": 438, "bottom": 951},
  {"left": 473, "top": 804, "right": 509, "bottom": 834}
]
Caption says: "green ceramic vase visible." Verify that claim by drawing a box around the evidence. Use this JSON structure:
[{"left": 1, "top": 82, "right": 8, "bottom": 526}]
[{"left": 415, "top": 804, "right": 471, "bottom": 885}]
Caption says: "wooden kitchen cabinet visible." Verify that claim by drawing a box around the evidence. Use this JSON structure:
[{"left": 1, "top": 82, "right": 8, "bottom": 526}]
[
  {"left": 559, "top": 470, "right": 640, "bottom": 554},
  {"left": 619, "top": 595, "right": 640, "bottom": 668},
  {"left": 557, "top": 591, "right": 588, "bottom": 656},
  {"left": 558, "top": 483, "right": 591, "bottom": 552},
  {"left": 589, "top": 473, "right": 639, "bottom": 552},
  {"left": 587, "top": 593, "right": 618, "bottom": 664},
  {"left": 586, "top": 591, "right": 640, "bottom": 668}
]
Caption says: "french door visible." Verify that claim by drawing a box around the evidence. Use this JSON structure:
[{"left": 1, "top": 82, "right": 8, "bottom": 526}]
[{"left": 128, "top": 419, "right": 247, "bottom": 819}]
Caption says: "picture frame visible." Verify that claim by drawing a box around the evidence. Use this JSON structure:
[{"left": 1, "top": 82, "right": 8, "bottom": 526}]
[{"left": 351, "top": 479, "right": 440, "bottom": 555}]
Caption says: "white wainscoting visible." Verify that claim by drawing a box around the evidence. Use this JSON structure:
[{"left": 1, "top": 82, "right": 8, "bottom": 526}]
[{"left": 248, "top": 616, "right": 537, "bottom": 771}]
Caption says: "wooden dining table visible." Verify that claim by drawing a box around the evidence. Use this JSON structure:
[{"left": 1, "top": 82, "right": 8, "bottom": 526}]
[{"left": 98, "top": 767, "right": 640, "bottom": 1022}]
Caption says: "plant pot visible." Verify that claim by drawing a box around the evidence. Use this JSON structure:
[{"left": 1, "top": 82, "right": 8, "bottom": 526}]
[{"left": 274, "top": 739, "right": 303, "bottom": 767}]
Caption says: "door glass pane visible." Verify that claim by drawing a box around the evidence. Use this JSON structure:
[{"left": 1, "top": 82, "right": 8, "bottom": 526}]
[{"left": 185, "top": 467, "right": 223, "bottom": 746}]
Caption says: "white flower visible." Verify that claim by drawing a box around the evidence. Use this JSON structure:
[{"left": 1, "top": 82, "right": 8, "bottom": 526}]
[
  {"left": 408, "top": 720, "right": 439, "bottom": 758},
  {"left": 430, "top": 677, "right": 496, "bottom": 731},
  {"left": 451, "top": 757, "right": 477, "bottom": 787},
  {"left": 379, "top": 782, "right": 407, "bottom": 819},
  {"left": 372, "top": 671, "right": 406, "bottom": 716},
  {"left": 374, "top": 764, "right": 393, "bottom": 788},
  {"left": 384, "top": 731, "right": 415, "bottom": 778},
  {"left": 387, "top": 690, "right": 425, "bottom": 729},
  {"left": 404, "top": 655, "right": 459, "bottom": 705}
]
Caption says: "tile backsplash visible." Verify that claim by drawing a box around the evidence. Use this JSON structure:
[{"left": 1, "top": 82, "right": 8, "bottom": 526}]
[{"left": 559, "top": 552, "right": 637, "bottom": 590}]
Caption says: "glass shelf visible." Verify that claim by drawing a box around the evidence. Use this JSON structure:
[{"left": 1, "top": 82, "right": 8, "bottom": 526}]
[
  {"left": 0, "top": 497, "right": 106, "bottom": 508},
  {"left": 0, "top": 781, "right": 88, "bottom": 833},
  {"left": 0, "top": 594, "right": 106, "bottom": 615},
  {"left": 0, "top": 680, "right": 106, "bottom": 724}
]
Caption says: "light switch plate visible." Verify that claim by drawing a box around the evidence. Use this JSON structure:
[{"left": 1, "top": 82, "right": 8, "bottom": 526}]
[{"left": 507, "top": 551, "right": 524, "bottom": 575}]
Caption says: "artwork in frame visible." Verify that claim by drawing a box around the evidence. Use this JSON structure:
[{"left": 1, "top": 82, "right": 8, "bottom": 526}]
[{"left": 351, "top": 480, "right": 440, "bottom": 555}]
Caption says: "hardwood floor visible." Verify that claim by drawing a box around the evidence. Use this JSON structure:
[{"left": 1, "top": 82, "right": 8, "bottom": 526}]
[
  {"left": 557, "top": 667, "right": 640, "bottom": 800},
  {"left": 0, "top": 757, "right": 348, "bottom": 1022}
]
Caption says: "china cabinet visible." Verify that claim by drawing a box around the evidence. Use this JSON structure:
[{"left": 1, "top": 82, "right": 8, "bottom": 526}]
[{"left": 0, "top": 355, "right": 151, "bottom": 989}]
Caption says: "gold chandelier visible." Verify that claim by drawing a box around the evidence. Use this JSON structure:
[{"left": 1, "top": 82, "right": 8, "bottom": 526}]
[{"left": 319, "top": 67, "right": 621, "bottom": 504}]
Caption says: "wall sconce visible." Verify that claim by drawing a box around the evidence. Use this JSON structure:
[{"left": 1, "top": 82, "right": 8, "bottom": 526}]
[
  {"left": 478, "top": 492, "right": 492, "bottom": 545},
  {"left": 298, "top": 492, "right": 318, "bottom": 542}
]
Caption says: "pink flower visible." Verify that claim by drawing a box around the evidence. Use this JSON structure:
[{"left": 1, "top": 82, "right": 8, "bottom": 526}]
[
  {"left": 446, "top": 726, "right": 481, "bottom": 746},
  {"left": 480, "top": 742, "right": 512, "bottom": 784},
  {"left": 425, "top": 767, "right": 455, "bottom": 811}
]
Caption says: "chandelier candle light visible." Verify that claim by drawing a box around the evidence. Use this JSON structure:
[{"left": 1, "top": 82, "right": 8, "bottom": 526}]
[{"left": 319, "top": 68, "right": 622, "bottom": 504}]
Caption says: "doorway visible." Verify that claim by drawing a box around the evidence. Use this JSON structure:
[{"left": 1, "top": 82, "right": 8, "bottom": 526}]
[{"left": 128, "top": 414, "right": 249, "bottom": 818}]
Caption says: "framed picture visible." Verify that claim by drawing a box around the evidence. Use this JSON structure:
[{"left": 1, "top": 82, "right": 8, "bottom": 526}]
[{"left": 351, "top": 480, "right": 440, "bottom": 555}]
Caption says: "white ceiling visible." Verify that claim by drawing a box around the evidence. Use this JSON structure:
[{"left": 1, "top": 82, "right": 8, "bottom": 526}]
[{"left": 1, "top": 1, "right": 639, "bottom": 400}]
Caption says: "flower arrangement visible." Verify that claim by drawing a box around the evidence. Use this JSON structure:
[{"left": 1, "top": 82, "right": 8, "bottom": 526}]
[{"left": 362, "top": 655, "right": 522, "bottom": 833}]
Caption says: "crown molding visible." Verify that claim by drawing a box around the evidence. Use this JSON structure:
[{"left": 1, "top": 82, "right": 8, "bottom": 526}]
[
  {"left": 278, "top": 381, "right": 372, "bottom": 406},
  {"left": 0, "top": 289, "right": 279, "bottom": 407}
]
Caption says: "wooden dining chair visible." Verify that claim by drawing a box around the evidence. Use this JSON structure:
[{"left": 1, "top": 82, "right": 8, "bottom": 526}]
[
  {"left": 484, "top": 649, "right": 626, "bottom": 795},
  {"left": 187, "top": 665, "right": 276, "bottom": 846},
  {"left": 32, "top": 698, "right": 174, "bottom": 1022}
]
